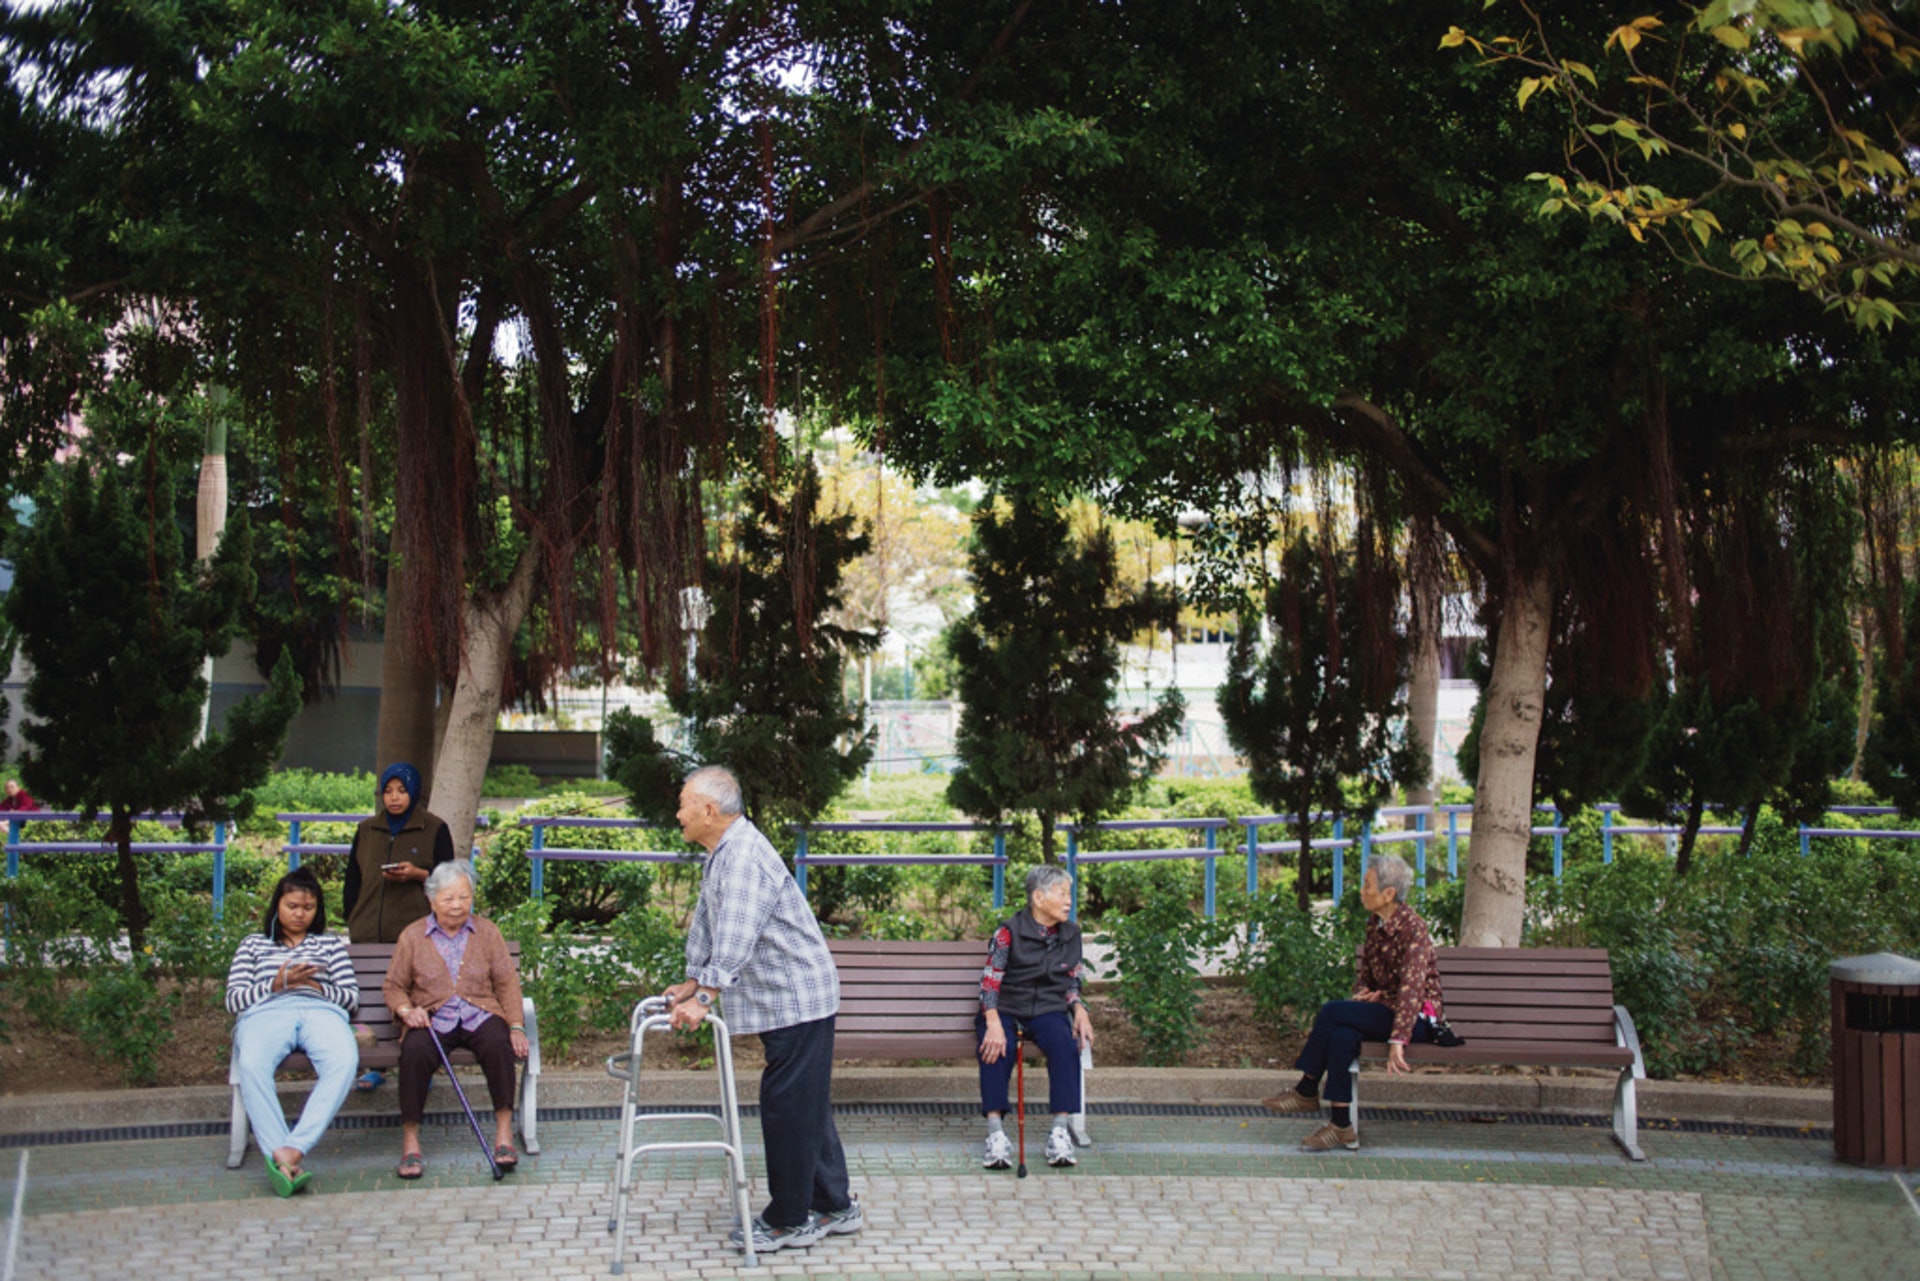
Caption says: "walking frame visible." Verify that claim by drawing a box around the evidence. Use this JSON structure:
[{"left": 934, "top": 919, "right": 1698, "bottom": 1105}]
[{"left": 605, "top": 995, "right": 756, "bottom": 1272}]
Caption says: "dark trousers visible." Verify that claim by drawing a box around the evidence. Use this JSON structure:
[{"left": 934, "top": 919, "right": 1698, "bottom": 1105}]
[
  {"left": 1294, "top": 1000, "right": 1433, "bottom": 1104},
  {"left": 975, "top": 1009, "right": 1081, "bottom": 1116},
  {"left": 758, "top": 1015, "right": 851, "bottom": 1230},
  {"left": 397, "top": 1015, "right": 517, "bottom": 1124}
]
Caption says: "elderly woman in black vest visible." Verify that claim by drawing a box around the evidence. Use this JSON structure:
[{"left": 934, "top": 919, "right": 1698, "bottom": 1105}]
[{"left": 976, "top": 863, "right": 1094, "bottom": 1170}]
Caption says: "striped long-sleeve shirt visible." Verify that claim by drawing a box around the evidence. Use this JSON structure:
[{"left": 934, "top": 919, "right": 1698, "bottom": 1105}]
[{"left": 225, "top": 932, "right": 359, "bottom": 1017}]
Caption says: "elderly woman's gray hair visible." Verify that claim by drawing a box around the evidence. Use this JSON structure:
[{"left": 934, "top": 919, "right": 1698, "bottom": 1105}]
[
  {"left": 1365, "top": 853, "right": 1414, "bottom": 904},
  {"left": 684, "top": 765, "right": 744, "bottom": 817},
  {"left": 1024, "top": 863, "right": 1072, "bottom": 905},
  {"left": 424, "top": 859, "right": 478, "bottom": 900}
]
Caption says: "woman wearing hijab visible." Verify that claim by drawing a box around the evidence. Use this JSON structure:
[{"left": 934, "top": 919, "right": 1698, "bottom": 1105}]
[{"left": 341, "top": 761, "right": 455, "bottom": 1088}]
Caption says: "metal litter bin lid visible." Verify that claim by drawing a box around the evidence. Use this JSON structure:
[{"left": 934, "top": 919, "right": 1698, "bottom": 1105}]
[{"left": 1830, "top": 952, "right": 1920, "bottom": 985}]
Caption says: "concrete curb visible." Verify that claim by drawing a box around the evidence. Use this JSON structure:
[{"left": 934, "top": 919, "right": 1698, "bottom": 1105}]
[{"left": 0, "top": 1066, "right": 1830, "bottom": 1135}]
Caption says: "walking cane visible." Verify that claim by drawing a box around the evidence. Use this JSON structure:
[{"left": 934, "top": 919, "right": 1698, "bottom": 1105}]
[
  {"left": 425, "top": 1022, "right": 505, "bottom": 1181},
  {"left": 1014, "top": 1026, "right": 1028, "bottom": 1179}
]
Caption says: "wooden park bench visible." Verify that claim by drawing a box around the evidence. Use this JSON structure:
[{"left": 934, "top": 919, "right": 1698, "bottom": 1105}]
[
  {"left": 828, "top": 937, "right": 1092, "bottom": 1143},
  {"left": 1349, "top": 946, "right": 1647, "bottom": 1160},
  {"left": 226, "top": 940, "right": 541, "bottom": 1169}
]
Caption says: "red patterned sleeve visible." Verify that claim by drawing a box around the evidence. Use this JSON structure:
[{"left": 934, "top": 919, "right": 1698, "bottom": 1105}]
[{"left": 979, "top": 925, "right": 1013, "bottom": 1011}]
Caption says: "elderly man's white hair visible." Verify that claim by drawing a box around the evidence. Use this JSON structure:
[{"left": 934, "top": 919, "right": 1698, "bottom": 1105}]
[{"left": 683, "top": 765, "right": 744, "bottom": 817}]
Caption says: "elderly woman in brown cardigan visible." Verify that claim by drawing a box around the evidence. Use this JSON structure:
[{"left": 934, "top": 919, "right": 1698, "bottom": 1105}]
[{"left": 383, "top": 859, "right": 530, "bottom": 1178}]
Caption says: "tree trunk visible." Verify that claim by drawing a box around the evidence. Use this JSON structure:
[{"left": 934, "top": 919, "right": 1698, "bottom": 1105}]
[
  {"left": 1459, "top": 567, "right": 1553, "bottom": 947},
  {"left": 1295, "top": 826, "right": 1313, "bottom": 912},
  {"left": 1404, "top": 612, "right": 1440, "bottom": 818},
  {"left": 376, "top": 558, "right": 440, "bottom": 779},
  {"left": 428, "top": 547, "right": 540, "bottom": 856},
  {"left": 110, "top": 809, "right": 150, "bottom": 968},
  {"left": 1736, "top": 799, "right": 1761, "bottom": 859},
  {"left": 1853, "top": 598, "right": 1874, "bottom": 780},
  {"left": 1674, "top": 791, "right": 1706, "bottom": 877}
]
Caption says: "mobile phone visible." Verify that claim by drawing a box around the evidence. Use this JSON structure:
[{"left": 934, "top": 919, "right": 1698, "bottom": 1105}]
[{"left": 381, "top": 862, "right": 406, "bottom": 870}]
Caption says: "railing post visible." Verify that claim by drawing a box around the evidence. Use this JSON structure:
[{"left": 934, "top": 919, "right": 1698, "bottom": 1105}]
[
  {"left": 213, "top": 821, "right": 228, "bottom": 920},
  {"left": 794, "top": 826, "right": 809, "bottom": 901},
  {"left": 1799, "top": 824, "right": 1811, "bottom": 858},
  {"left": 992, "top": 828, "right": 1007, "bottom": 910},
  {"left": 1065, "top": 827, "right": 1079, "bottom": 923},
  {"left": 5, "top": 817, "right": 17, "bottom": 880},
  {"left": 1447, "top": 808, "right": 1459, "bottom": 880},
  {"left": 530, "top": 820, "right": 547, "bottom": 902},
  {"left": 1203, "top": 824, "right": 1217, "bottom": 919},
  {"left": 1331, "top": 816, "right": 1345, "bottom": 901},
  {"left": 1414, "top": 810, "right": 1427, "bottom": 883},
  {"left": 1603, "top": 808, "right": 1615, "bottom": 864},
  {"left": 1551, "top": 806, "right": 1563, "bottom": 881},
  {"left": 287, "top": 818, "right": 302, "bottom": 872},
  {"left": 1245, "top": 821, "right": 1260, "bottom": 903}
]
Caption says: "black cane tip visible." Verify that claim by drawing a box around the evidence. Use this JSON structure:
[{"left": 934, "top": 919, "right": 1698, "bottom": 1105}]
[{"left": 1016, "top": 1163, "right": 1027, "bottom": 1178}]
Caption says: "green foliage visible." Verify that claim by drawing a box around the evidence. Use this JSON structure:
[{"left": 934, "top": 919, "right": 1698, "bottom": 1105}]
[
  {"left": 491, "top": 896, "right": 690, "bottom": 1055},
  {"left": 482, "top": 765, "right": 541, "bottom": 798},
  {"left": 238, "top": 770, "right": 378, "bottom": 836},
  {"left": 5, "top": 456, "right": 302, "bottom": 954},
  {"left": 67, "top": 956, "right": 178, "bottom": 1085},
  {"left": 604, "top": 708, "right": 691, "bottom": 825},
  {"left": 1229, "top": 892, "right": 1366, "bottom": 1036},
  {"left": 479, "top": 793, "right": 669, "bottom": 927},
  {"left": 1219, "top": 534, "right": 1425, "bottom": 911},
  {"left": 666, "top": 464, "right": 878, "bottom": 833},
  {"left": 947, "top": 498, "right": 1184, "bottom": 864},
  {"left": 1094, "top": 892, "right": 1226, "bottom": 1066}
]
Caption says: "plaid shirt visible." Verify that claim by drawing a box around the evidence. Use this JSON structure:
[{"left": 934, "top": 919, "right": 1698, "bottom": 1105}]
[{"left": 684, "top": 815, "right": 839, "bottom": 1036}]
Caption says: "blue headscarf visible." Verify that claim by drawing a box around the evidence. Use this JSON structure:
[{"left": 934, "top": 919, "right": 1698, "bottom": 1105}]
[{"left": 378, "top": 762, "right": 422, "bottom": 835}]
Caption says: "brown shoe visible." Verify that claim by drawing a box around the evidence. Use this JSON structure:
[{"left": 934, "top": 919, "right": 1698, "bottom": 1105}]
[
  {"left": 1300, "top": 1122, "right": 1359, "bottom": 1151},
  {"left": 1261, "top": 1091, "right": 1321, "bottom": 1116}
]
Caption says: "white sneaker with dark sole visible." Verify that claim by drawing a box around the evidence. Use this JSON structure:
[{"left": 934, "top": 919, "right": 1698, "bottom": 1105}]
[
  {"left": 728, "top": 1212, "right": 826, "bottom": 1252},
  {"left": 982, "top": 1129, "right": 1013, "bottom": 1169},
  {"left": 818, "top": 1196, "right": 864, "bottom": 1236},
  {"left": 1045, "top": 1126, "right": 1077, "bottom": 1167}
]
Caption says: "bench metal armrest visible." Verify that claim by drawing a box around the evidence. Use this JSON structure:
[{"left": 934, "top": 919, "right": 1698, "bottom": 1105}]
[{"left": 1612, "top": 1003, "right": 1646, "bottom": 1081}]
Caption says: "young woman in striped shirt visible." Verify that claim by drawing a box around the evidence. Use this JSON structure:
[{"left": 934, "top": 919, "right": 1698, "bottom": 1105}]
[{"left": 225, "top": 866, "right": 359, "bottom": 1196}]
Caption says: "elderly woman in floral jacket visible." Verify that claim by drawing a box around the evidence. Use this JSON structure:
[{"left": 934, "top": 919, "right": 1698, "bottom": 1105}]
[{"left": 1262, "top": 853, "right": 1444, "bottom": 1151}]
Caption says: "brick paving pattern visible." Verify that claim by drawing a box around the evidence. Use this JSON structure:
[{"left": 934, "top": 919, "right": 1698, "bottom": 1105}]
[{"left": 6, "top": 1109, "right": 1916, "bottom": 1279}]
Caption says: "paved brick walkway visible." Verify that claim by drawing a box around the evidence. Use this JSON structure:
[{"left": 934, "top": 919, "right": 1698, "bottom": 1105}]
[{"left": 6, "top": 1107, "right": 1917, "bottom": 1279}]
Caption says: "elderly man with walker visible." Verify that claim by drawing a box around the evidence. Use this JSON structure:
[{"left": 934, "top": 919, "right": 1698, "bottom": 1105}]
[{"left": 663, "top": 764, "right": 864, "bottom": 1254}]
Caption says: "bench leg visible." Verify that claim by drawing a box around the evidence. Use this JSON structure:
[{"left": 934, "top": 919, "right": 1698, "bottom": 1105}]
[
  {"left": 1070, "top": 1043, "right": 1092, "bottom": 1147},
  {"left": 226, "top": 1084, "right": 250, "bottom": 1170},
  {"left": 1612, "top": 1065, "right": 1646, "bottom": 1161},
  {"left": 518, "top": 999, "right": 541, "bottom": 1155},
  {"left": 1347, "top": 1057, "right": 1361, "bottom": 1136}
]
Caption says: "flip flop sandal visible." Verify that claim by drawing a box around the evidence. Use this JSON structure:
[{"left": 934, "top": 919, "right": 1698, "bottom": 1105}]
[
  {"left": 492, "top": 1143, "right": 519, "bottom": 1171},
  {"left": 395, "top": 1152, "right": 425, "bottom": 1180},
  {"left": 266, "top": 1158, "right": 297, "bottom": 1198},
  {"left": 354, "top": 1070, "right": 385, "bottom": 1092}
]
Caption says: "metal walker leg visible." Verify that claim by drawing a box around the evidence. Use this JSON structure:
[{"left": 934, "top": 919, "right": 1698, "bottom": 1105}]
[{"left": 606, "top": 997, "right": 756, "bottom": 1272}]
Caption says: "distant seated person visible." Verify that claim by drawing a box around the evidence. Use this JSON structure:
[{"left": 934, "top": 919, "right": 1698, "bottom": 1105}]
[
  {"left": 225, "top": 867, "right": 359, "bottom": 1196},
  {"left": 976, "top": 864, "right": 1093, "bottom": 1170},
  {"left": 0, "top": 779, "right": 38, "bottom": 811},
  {"left": 384, "top": 859, "right": 530, "bottom": 1180},
  {"left": 1262, "top": 853, "right": 1444, "bottom": 1151}
]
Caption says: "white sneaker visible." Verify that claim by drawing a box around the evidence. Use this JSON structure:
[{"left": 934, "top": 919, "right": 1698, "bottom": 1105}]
[
  {"left": 817, "top": 1195, "right": 864, "bottom": 1236},
  {"left": 982, "top": 1129, "right": 1013, "bottom": 1169},
  {"left": 1045, "top": 1126, "right": 1076, "bottom": 1167},
  {"left": 728, "top": 1213, "right": 826, "bottom": 1252}
]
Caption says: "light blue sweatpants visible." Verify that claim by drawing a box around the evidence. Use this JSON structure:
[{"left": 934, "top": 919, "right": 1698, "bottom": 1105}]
[{"left": 234, "top": 995, "right": 357, "bottom": 1159}]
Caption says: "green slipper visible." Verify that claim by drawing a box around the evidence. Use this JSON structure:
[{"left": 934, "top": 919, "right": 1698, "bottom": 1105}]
[{"left": 266, "top": 1157, "right": 296, "bottom": 1198}]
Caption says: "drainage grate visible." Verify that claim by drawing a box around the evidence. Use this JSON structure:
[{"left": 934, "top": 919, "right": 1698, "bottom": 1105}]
[{"left": 0, "top": 1101, "right": 1831, "bottom": 1149}]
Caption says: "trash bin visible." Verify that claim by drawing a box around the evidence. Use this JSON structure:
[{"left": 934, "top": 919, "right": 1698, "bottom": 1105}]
[{"left": 1830, "top": 952, "right": 1920, "bottom": 1169}]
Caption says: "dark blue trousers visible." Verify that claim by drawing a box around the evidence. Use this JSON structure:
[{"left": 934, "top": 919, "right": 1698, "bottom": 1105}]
[
  {"left": 758, "top": 1015, "right": 851, "bottom": 1229},
  {"left": 976, "top": 1009, "right": 1081, "bottom": 1116},
  {"left": 1294, "top": 1000, "right": 1432, "bottom": 1103}
]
